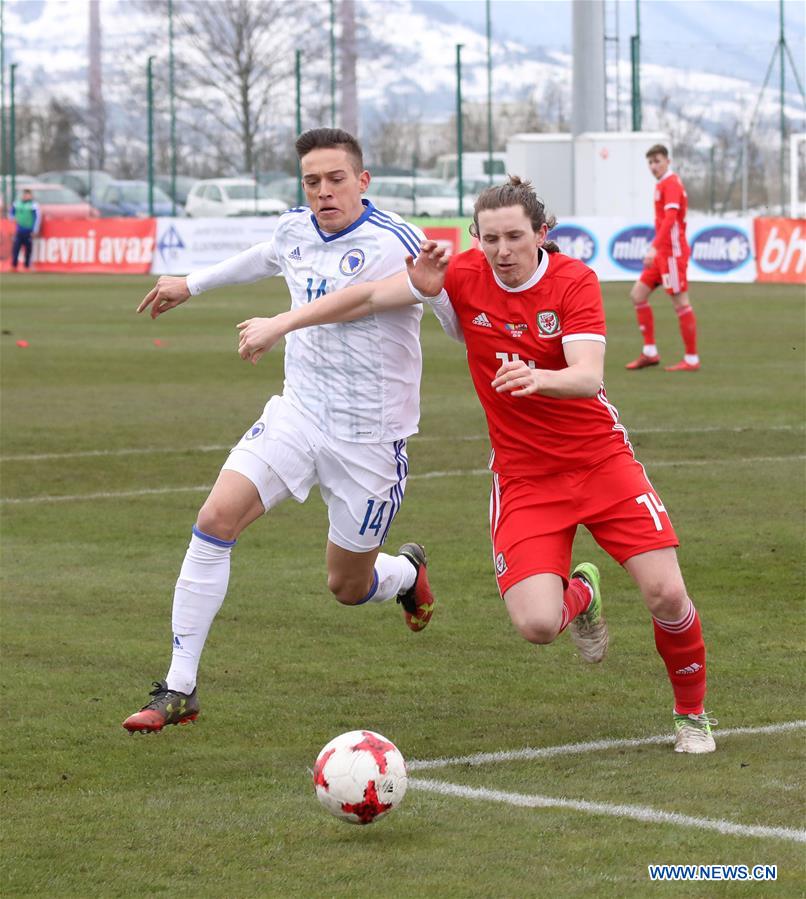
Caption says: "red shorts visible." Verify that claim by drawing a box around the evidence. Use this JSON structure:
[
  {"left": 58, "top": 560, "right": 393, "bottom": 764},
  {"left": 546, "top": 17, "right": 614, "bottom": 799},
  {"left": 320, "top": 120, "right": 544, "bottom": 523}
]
[
  {"left": 640, "top": 252, "right": 689, "bottom": 295},
  {"left": 489, "top": 451, "right": 679, "bottom": 596}
]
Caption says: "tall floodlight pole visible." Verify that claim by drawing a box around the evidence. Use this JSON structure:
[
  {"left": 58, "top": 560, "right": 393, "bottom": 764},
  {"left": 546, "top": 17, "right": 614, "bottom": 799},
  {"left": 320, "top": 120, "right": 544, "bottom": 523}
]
[
  {"left": 486, "top": 0, "right": 493, "bottom": 185},
  {"left": 169, "top": 0, "right": 177, "bottom": 215},
  {"left": 147, "top": 56, "right": 155, "bottom": 217},
  {"left": 9, "top": 61, "right": 15, "bottom": 201},
  {"left": 295, "top": 49, "right": 303, "bottom": 206},
  {"left": 329, "top": 0, "right": 336, "bottom": 127},
  {"left": 1, "top": 0, "right": 6, "bottom": 212},
  {"left": 779, "top": 0, "right": 786, "bottom": 215},
  {"left": 456, "top": 43, "right": 464, "bottom": 217},
  {"left": 631, "top": 0, "right": 641, "bottom": 131}
]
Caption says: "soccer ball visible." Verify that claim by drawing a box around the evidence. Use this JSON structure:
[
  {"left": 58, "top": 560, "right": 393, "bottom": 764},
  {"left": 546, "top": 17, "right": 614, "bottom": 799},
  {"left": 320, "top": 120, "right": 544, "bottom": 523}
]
[{"left": 313, "top": 730, "right": 408, "bottom": 825}]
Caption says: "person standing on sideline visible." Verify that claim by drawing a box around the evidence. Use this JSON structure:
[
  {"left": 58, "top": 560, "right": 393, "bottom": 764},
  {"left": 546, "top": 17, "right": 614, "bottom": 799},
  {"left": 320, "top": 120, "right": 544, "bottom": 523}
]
[
  {"left": 10, "top": 188, "right": 40, "bottom": 271},
  {"left": 123, "top": 128, "right": 451, "bottom": 734},
  {"left": 238, "top": 177, "right": 716, "bottom": 754},
  {"left": 626, "top": 144, "right": 700, "bottom": 372}
]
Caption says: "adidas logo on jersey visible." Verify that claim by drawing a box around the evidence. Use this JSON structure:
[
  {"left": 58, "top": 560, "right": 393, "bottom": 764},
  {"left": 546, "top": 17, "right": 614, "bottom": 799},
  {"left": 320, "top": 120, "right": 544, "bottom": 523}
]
[
  {"left": 472, "top": 312, "right": 492, "bottom": 328},
  {"left": 288, "top": 246, "right": 302, "bottom": 261},
  {"left": 675, "top": 662, "right": 703, "bottom": 675}
]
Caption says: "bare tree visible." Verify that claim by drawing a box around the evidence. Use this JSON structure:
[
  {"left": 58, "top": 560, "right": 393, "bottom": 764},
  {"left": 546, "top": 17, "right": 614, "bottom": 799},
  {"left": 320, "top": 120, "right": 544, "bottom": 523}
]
[
  {"left": 88, "top": 0, "right": 106, "bottom": 169},
  {"left": 178, "top": 0, "right": 319, "bottom": 173},
  {"left": 125, "top": 0, "right": 326, "bottom": 176},
  {"left": 40, "top": 100, "right": 81, "bottom": 172},
  {"left": 340, "top": 0, "right": 358, "bottom": 136}
]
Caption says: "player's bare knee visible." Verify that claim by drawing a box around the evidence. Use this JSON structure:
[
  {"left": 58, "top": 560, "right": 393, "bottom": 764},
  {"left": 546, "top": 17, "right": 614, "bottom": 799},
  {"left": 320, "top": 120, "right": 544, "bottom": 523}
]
[
  {"left": 514, "top": 616, "right": 560, "bottom": 645},
  {"left": 630, "top": 283, "right": 647, "bottom": 304},
  {"left": 327, "top": 572, "right": 371, "bottom": 606},
  {"left": 196, "top": 503, "right": 239, "bottom": 543},
  {"left": 642, "top": 579, "right": 689, "bottom": 620}
]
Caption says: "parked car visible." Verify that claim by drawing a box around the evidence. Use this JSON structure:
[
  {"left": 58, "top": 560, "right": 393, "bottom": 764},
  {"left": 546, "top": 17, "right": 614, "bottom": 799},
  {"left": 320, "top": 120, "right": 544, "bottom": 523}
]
[
  {"left": 364, "top": 176, "right": 458, "bottom": 217},
  {"left": 260, "top": 175, "right": 304, "bottom": 209},
  {"left": 409, "top": 179, "right": 461, "bottom": 217},
  {"left": 184, "top": 178, "right": 286, "bottom": 217},
  {"left": 455, "top": 176, "right": 499, "bottom": 194},
  {"left": 2, "top": 181, "right": 97, "bottom": 220},
  {"left": 95, "top": 180, "right": 180, "bottom": 217},
  {"left": 155, "top": 175, "right": 199, "bottom": 206},
  {"left": 38, "top": 169, "right": 114, "bottom": 204}
]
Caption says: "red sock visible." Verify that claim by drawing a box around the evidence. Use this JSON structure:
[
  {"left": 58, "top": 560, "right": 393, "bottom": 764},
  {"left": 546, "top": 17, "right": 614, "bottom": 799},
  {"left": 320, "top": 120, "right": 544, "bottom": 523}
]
[
  {"left": 635, "top": 301, "right": 655, "bottom": 347},
  {"left": 676, "top": 305, "right": 697, "bottom": 355},
  {"left": 653, "top": 601, "right": 707, "bottom": 715},
  {"left": 558, "top": 577, "right": 592, "bottom": 633}
]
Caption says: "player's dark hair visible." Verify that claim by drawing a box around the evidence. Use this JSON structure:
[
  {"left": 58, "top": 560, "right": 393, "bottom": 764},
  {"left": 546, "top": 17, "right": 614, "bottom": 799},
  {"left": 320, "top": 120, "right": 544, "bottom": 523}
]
[
  {"left": 646, "top": 144, "right": 669, "bottom": 159},
  {"left": 295, "top": 128, "right": 364, "bottom": 172},
  {"left": 471, "top": 176, "right": 559, "bottom": 254}
]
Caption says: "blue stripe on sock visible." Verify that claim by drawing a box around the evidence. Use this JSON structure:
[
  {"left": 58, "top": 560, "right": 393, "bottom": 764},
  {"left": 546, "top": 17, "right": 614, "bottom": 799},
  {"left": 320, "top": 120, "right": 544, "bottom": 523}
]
[
  {"left": 192, "top": 524, "right": 236, "bottom": 548},
  {"left": 355, "top": 570, "right": 379, "bottom": 605}
]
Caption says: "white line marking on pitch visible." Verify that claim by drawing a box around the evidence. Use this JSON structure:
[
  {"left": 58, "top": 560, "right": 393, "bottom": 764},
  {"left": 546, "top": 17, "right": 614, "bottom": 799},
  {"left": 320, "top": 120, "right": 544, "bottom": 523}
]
[
  {"left": 407, "top": 721, "right": 806, "bottom": 844},
  {"left": 0, "top": 486, "right": 213, "bottom": 505},
  {"left": 2, "top": 456, "right": 804, "bottom": 505},
  {"left": 407, "top": 719, "right": 806, "bottom": 771},
  {"left": 0, "top": 424, "right": 802, "bottom": 462},
  {"left": 408, "top": 778, "right": 806, "bottom": 844},
  {"left": 0, "top": 445, "right": 233, "bottom": 462}
]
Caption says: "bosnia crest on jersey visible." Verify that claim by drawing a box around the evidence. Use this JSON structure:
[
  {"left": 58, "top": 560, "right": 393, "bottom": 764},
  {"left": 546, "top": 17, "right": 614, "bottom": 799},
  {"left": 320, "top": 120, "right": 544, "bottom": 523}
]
[{"left": 339, "top": 248, "right": 366, "bottom": 276}]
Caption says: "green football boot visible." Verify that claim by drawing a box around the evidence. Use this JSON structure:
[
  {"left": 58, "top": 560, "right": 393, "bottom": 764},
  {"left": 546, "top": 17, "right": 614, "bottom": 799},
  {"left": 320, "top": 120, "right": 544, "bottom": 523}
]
[{"left": 569, "top": 562, "right": 609, "bottom": 663}]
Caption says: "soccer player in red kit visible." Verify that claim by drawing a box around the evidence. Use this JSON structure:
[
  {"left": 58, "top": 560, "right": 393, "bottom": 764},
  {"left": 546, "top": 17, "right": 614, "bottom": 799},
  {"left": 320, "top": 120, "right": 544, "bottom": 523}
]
[
  {"left": 626, "top": 144, "right": 700, "bottom": 372},
  {"left": 237, "top": 177, "right": 715, "bottom": 753}
]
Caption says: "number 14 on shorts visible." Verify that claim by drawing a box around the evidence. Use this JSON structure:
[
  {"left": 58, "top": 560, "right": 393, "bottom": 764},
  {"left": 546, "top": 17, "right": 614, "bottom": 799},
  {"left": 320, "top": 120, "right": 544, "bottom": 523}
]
[
  {"left": 636, "top": 492, "right": 667, "bottom": 531},
  {"left": 359, "top": 498, "right": 389, "bottom": 537}
]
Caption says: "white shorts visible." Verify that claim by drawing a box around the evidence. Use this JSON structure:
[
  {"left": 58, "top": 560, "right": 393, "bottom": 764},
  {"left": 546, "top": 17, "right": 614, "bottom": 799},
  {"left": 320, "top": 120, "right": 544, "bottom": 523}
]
[{"left": 222, "top": 395, "right": 410, "bottom": 553}]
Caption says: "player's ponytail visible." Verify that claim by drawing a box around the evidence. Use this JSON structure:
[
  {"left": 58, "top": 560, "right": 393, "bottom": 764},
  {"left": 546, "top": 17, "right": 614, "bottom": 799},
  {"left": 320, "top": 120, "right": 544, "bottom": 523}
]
[{"left": 471, "top": 176, "right": 560, "bottom": 253}]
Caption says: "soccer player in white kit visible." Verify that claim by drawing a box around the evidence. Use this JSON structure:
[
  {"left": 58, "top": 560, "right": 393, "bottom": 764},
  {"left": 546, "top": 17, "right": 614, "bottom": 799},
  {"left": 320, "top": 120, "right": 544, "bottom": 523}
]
[{"left": 123, "top": 129, "right": 441, "bottom": 733}]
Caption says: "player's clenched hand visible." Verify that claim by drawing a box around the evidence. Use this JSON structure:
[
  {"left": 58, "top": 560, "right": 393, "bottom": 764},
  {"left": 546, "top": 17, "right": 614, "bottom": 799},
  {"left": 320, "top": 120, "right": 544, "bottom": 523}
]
[
  {"left": 492, "top": 360, "right": 542, "bottom": 397},
  {"left": 406, "top": 240, "right": 449, "bottom": 298},
  {"left": 137, "top": 276, "right": 191, "bottom": 318},
  {"left": 236, "top": 316, "right": 286, "bottom": 365}
]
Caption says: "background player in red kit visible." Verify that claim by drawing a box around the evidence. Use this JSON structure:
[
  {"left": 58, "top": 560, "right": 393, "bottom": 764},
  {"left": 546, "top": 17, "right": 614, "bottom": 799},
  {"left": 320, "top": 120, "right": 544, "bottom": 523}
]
[
  {"left": 627, "top": 144, "right": 700, "bottom": 372},
  {"left": 237, "top": 177, "right": 716, "bottom": 753}
]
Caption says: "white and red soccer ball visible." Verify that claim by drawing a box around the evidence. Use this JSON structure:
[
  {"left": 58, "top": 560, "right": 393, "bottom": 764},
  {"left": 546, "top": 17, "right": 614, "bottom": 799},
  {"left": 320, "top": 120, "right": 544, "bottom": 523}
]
[{"left": 313, "top": 730, "right": 408, "bottom": 824}]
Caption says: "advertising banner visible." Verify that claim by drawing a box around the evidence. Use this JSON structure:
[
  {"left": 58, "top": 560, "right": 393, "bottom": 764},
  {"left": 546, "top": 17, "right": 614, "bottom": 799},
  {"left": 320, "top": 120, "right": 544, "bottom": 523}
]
[
  {"left": 7, "top": 218, "right": 156, "bottom": 274},
  {"left": 421, "top": 226, "right": 462, "bottom": 253},
  {"left": 152, "top": 217, "right": 283, "bottom": 274},
  {"left": 548, "top": 216, "right": 756, "bottom": 283},
  {"left": 753, "top": 218, "right": 806, "bottom": 284},
  {"left": 2, "top": 214, "right": 776, "bottom": 284},
  {"left": 152, "top": 216, "right": 465, "bottom": 274},
  {"left": 0, "top": 219, "right": 15, "bottom": 271}
]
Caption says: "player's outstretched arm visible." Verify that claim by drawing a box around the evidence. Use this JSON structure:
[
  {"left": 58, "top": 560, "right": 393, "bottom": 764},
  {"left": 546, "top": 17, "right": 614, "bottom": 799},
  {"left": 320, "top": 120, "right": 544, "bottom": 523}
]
[
  {"left": 137, "top": 276, "right": 191, "bottom": 318},
  {"left": 236, "top": 242, "right": 450, "bottom": 364},
  {"left": 236, "top": 271, "right": 412, "bottom": 365}
]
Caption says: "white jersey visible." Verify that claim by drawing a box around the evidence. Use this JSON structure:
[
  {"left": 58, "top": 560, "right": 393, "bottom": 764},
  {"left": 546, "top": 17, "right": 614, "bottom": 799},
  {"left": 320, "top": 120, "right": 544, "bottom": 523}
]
[{"left": 187, "top": 200, "right": 424, "bottom": 443}]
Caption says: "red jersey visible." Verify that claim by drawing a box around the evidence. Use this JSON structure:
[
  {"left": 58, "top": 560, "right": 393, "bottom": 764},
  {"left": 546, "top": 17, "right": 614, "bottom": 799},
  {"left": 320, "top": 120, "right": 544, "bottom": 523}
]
[
  {"left": 443, "top": 248, "right": 633, "bottom": 477},
  {"left": 652, "top": 170, "right": 688, "bottom": 258}
]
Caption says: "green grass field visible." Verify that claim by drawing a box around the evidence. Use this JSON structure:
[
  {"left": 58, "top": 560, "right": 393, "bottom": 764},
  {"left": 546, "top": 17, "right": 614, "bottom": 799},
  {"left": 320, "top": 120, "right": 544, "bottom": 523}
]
[{"left": 2, "top": 273, "right": 804, "bottom": 898}]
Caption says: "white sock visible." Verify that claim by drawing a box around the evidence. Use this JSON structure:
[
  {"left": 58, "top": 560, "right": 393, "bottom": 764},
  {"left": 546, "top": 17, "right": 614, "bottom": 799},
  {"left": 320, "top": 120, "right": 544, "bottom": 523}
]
[
  {"left": 642, "top": 343, "right": 658, "bottom": 356},
  {"left": 684, "top": 353, "right": 700, "bottom": 365},
  {"left": 165, "top": 527, "right": 234, "bottom": 693},
  {"left": 367, "top": 552, "right": 417, "bottom": 603}
]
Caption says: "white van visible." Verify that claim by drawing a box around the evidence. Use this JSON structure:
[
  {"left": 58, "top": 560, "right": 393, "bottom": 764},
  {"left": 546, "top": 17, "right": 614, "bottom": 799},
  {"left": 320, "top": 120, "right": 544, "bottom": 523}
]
[
  {"left": 434, "top": 153, "right": 506, "bottom": 182},
  {"left": 365, "top": 177, "right": 458, "bottom": 218},
  {"left": 185, "top": 178, "right": 287, "bottom": 217}
]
